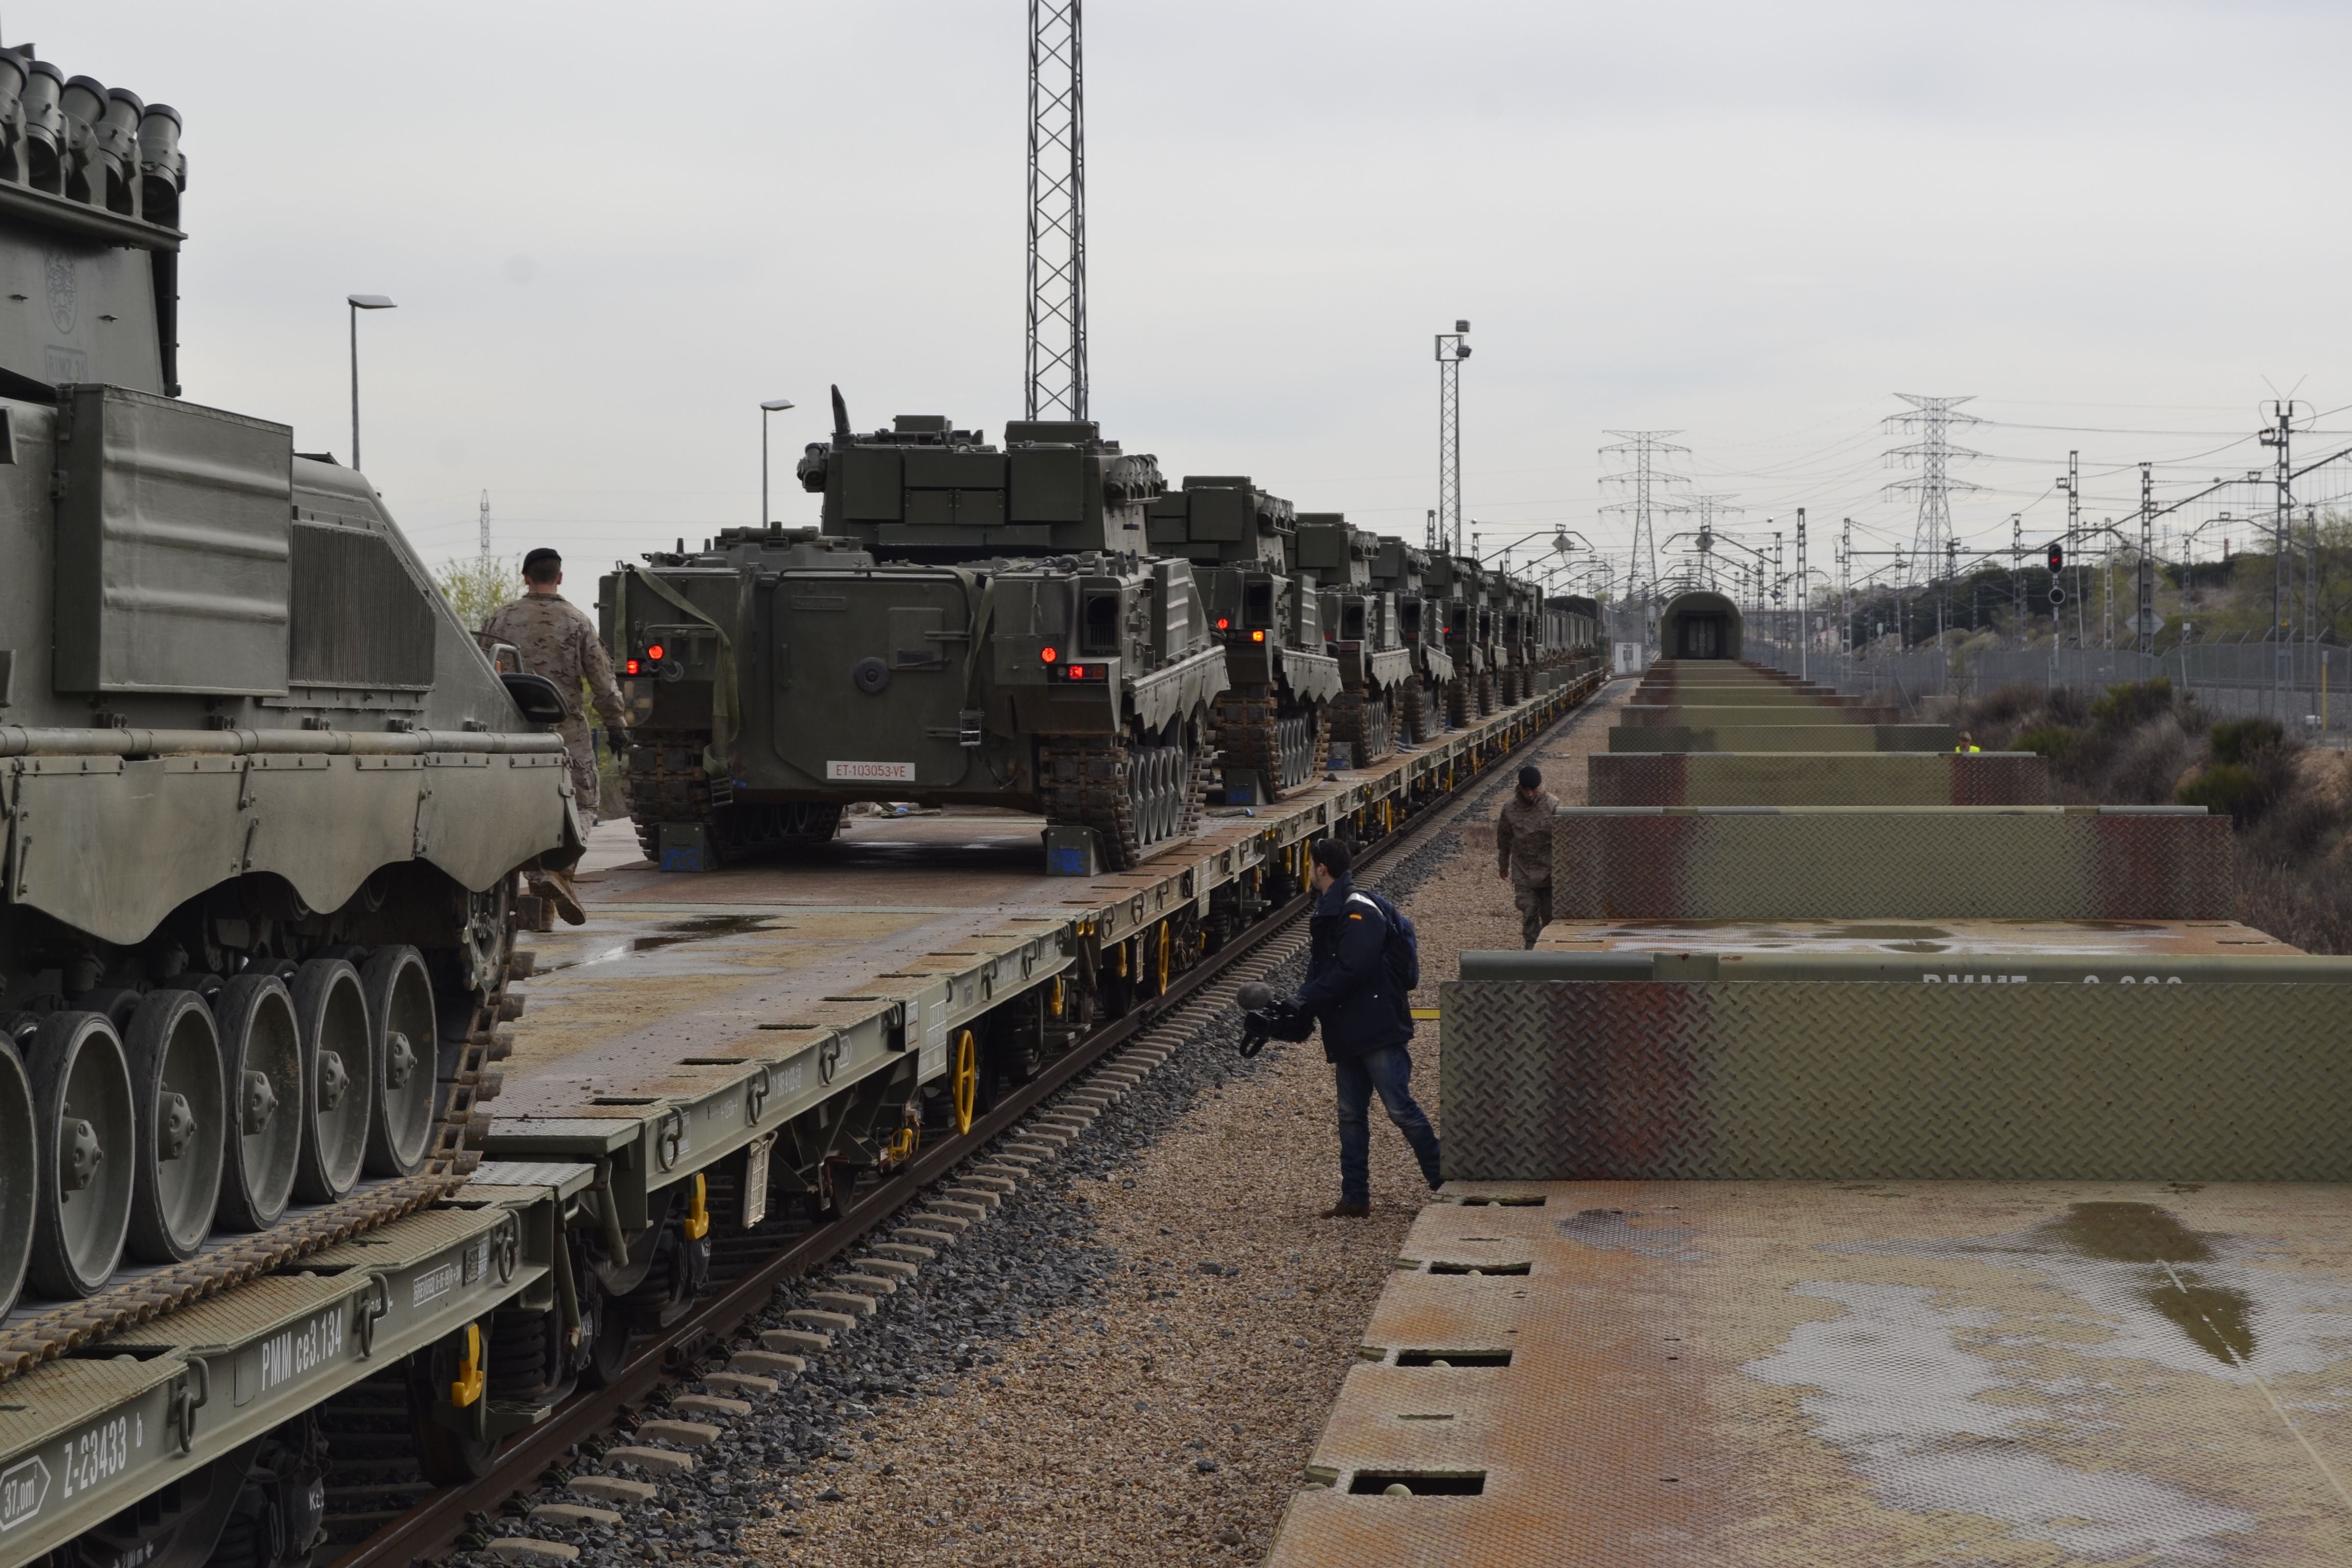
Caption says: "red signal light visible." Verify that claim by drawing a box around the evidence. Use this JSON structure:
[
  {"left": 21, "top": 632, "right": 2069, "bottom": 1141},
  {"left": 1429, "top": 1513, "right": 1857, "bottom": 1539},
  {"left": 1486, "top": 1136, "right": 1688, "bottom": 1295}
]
[
  {"left": 624, "top": 658, "right": 641, "bottom": 675},
  {"left": 1215, "top": 617, "right": 1230, "bottom": 630},
  {"left": 647, "top": 643, "right": 666, "bottom": 660},
  {"left": 1069, "top": 665, "right": 1085, "bottom": 678},
  {"left": 1041, "top": 646, "right": 1058, "bottom": 663}
]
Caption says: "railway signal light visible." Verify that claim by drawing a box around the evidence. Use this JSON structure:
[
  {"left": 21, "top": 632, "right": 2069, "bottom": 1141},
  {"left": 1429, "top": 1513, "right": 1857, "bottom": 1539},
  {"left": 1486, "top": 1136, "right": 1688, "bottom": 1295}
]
[{"left": 2046, "top": 545, "right": 2064, "bottom": 574}]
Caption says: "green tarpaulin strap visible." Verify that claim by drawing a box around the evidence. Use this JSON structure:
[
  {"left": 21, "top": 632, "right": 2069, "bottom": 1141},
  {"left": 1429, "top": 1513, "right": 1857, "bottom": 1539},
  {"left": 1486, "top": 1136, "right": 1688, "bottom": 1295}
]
[{"left": 628, "top": 565, "right": 739, "bottom": 780}]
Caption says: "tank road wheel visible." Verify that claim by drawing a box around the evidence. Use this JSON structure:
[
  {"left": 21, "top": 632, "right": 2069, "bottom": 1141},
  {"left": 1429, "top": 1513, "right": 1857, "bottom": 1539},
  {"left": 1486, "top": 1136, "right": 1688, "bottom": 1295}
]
[
  {"left": 1398, "top": 679, "right": 1429, "bottom": 746},
  {"left": 1335, "top": 688, "right": 1398, "bottom": 770},
  {"left": 122, "top": 991, "right": 225, "bottom": 1265},
  {"left": 1279, "top": 701, "right": 1329, "bottom": 789},
  {"left": 1040, "top": 717, "right": 1201, "bottom": 873},
  {"left": 951, "top": 1029, "right": 979, "bottom": 1135},
  {"left": 28, "top": 1012, "right": 137, "bottom": 1298},
  {"left": 0, "top": 1033, "right": 36, "bottom": 1316},
  {"left": 213, "top": 974, "right": 303, "bottom": 1231},
  {"left": 1445, "top": 676, "right": 1470, "bottom": 728},
  {"left": 360, "top": 946, "right": 437, "bottom": 1179},
  {"left": 289, "top": 960, "right": 373, "bottom": 1205}
]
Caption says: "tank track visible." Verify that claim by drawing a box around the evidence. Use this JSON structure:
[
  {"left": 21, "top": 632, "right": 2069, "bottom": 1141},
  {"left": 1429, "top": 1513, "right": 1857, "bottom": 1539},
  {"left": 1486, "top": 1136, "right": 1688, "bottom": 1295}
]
[
  {"left": 0, "top": 1172, "right": 463, "bottom": 1380},
  {"left": 1398, "top": 678, "right": 1431, "bottom": 745},
  {"left": 0, "top": 872, "right": 527, "bottom": 1374},
  {"left": 1330, "top": 685, "right": 1398, "bottom": 769},
  {"left": 1446, "top": 674, "right": 1472, "bottom": 727},
  {"left": 1213, "top": 686, "right": 1329, "bottom": 803},
  {"left": 620, "top": 733, "right": 841, "bottom": 866},
  {"left": 1038, "top": 722, "right": 1208, "bottom": 872}
]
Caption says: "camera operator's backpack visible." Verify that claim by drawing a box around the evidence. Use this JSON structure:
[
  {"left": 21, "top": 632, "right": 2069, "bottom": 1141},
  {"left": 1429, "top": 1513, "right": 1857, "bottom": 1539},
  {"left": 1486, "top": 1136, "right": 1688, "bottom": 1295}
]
[{"left": 1353, "top": 889, "right": 1420, "bottom": 992}]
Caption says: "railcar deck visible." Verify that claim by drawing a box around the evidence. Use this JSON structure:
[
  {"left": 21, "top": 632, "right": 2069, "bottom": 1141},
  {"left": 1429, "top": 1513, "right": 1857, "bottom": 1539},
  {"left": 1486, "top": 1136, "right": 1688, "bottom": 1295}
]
[{"left": 482, "top": 683, "right": 1588, "bottom": 1202}]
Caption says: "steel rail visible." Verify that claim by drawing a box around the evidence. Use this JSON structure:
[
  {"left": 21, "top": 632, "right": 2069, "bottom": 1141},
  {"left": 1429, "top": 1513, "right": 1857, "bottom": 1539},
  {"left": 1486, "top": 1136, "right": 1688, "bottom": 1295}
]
[{"left": 331, "top": 679, "right": 1602, "bottom": 1568}]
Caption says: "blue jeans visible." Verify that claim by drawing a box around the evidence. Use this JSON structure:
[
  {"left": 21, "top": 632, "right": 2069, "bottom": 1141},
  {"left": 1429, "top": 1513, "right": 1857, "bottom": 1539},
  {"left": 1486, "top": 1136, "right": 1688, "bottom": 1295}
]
[{"left": 1334, "top": 1046, "right": 1443, "bottom": 1205}]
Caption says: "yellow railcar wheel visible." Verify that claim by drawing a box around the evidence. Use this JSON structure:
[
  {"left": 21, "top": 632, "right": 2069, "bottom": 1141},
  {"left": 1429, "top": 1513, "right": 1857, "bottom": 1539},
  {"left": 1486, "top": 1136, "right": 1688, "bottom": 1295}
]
[
  {"left": 1156, "top": 923, "right": 1172, "bottom": 995},
  {"left": 951, "top": 1029, "right": 979, "bottom": 1135}
]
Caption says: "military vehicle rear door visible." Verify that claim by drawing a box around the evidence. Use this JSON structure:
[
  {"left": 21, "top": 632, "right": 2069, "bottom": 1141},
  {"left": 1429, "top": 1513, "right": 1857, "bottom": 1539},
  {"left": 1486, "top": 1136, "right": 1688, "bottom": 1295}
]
[{"left": 769, "top": 570, "right": 975, "bottom": 791}]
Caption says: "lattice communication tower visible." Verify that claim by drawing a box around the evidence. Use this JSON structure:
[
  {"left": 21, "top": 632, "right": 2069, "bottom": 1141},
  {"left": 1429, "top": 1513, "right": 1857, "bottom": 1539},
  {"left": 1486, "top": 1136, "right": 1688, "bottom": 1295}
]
[{"left": 1025, "top": 1, "right": 1087, "bottom": 420}]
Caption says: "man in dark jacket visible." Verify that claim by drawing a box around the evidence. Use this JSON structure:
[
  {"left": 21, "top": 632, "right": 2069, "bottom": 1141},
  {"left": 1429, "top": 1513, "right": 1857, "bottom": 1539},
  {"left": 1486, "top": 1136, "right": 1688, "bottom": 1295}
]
[{"left": 1292, "top": 839, "right": 1441, "bottom": 1217}]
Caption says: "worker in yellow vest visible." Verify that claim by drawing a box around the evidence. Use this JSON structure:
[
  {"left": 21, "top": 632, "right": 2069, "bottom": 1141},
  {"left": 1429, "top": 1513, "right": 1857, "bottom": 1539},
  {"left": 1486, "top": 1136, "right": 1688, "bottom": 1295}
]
[{"left": 1955, "top": 731, "right": 1981, "bottom": 753}]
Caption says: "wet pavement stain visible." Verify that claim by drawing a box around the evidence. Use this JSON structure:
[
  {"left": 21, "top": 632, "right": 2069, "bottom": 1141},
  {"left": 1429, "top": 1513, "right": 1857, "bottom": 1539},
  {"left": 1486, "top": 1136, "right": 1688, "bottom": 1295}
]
[
  {"left": 2041, "top": 1200, "right": 2258, "bottom": 1366},
  {"left": 541, "top": 914, "right": 781, "bottom": 972}
]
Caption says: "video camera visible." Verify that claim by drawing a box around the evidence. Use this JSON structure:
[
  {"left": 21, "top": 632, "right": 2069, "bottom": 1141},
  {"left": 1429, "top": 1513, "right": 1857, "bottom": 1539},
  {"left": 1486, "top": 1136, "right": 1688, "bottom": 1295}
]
[{"left": 1236, "top": 981, "right": 1307, "bottom": 1058}]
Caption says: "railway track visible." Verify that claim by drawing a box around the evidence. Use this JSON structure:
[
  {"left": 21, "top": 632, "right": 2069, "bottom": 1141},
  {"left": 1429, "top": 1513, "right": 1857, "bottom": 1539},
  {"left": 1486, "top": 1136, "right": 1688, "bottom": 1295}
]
[{"left": 327, "top": 684, "right": 1603, "bottom": 1568}]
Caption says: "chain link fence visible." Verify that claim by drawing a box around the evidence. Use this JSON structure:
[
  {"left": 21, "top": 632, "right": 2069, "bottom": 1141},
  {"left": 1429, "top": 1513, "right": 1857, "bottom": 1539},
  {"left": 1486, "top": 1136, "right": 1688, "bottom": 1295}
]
[{"left": 1748, "top": 639, "right": 2352, "bottom": 731}]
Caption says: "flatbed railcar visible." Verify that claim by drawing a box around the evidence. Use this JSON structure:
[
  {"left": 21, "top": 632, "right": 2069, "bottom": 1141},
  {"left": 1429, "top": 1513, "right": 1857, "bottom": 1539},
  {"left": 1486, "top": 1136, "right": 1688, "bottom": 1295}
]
[{"left": 8, "top": 648, "right": 1601, "bottom": 1567}]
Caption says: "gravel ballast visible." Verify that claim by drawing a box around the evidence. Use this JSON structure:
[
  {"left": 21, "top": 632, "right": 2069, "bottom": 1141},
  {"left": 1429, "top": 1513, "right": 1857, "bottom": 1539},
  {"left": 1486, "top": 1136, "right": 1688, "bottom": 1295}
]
[{"left": 442, "top": 685, "right": 1628, "bottom": 1568}]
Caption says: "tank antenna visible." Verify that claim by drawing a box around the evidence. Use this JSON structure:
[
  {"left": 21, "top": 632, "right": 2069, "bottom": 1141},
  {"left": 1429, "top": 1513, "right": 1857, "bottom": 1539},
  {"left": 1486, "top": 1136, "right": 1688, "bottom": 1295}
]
[{"left": 830, "top": 384, "right": 850, "bottom": 440}]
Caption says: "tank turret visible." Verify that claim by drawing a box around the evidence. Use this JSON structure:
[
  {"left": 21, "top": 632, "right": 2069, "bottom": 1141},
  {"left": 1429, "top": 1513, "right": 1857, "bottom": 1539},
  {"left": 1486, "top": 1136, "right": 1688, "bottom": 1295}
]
[
  {"left": 798, "top": 391, "right": 1163, "bottom": 562},
  {"left": 0, "top": 48, "right": 186, "bottom": 397}
]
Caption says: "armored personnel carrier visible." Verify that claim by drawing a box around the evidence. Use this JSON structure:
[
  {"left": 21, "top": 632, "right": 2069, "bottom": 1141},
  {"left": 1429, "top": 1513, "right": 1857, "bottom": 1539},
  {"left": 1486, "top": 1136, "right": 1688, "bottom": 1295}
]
[
  {"left": 0, "top": 56, "right": 575, "bottom": 1321},
  {"left": 1547, "top": 593, "right": 1602, "bottom": 688},
  {"left": 1145, "top": 476, "right": 1343, "bottom": 803},
  {"left": 1367, "top": 537, "right": 1456, "bottom": 742},
  {"left": 1424, "top": 553, "right": 1491, "bottom": 722},
  {"left": 1293, "top": 516, "right": 1413, "bottom": 766},
  {"left": 611, "top": 403, "right": 1227, "bottom": 872}
]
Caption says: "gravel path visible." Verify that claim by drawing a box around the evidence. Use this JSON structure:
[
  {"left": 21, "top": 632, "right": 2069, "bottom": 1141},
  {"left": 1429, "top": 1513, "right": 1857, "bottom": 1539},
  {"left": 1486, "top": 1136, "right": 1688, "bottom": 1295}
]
[{"left": 446, "top": 684, "right": 1629, "bottom": 1568}]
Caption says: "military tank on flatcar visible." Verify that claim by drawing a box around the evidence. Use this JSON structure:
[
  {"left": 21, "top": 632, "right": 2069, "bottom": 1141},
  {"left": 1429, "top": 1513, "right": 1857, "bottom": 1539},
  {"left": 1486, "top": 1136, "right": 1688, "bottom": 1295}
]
[
  {"left": 1548, "top": 593, "right": 1602, "bottom": 684},
  {"left": 0, "top": 57, "right": 575, "bottom": 1345},
  {"left": 610, "top": 397, "right": 1226, "bottom": 871},
  {"left": 1144, "top": 476, "right": 1343, "bottom": 803},
  {"left": 1367, "top": 537, "right": 1456, "bottom": 741},
  {"left": 1485, "top": 568, "right": 1527, "bottom": 704},
  {"left": 1293, "top": 516, "right": 1413, "bottom": 767}
]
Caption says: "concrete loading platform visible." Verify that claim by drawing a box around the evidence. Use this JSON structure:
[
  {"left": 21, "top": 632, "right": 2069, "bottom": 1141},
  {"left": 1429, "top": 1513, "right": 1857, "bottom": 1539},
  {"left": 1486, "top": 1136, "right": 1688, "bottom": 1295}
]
[
  {"left": 1271, "top": 618, "right": 2352, "bottom": 1562},
  {"left": 1265, "top": 1180, "right": 2352, "bottom": 1566}
]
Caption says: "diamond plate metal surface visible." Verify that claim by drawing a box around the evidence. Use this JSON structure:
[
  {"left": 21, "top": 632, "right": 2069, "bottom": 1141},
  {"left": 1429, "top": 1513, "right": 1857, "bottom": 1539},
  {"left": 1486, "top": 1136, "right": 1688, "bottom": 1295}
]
[
  {"left": 1440, "top": 980, "right": 2352, "bottom": 1181},
  {"left": 1266, "top": 1181, "right": 2352, "bottom": 1567},
  {"left": 1588, "top": 752, "right": 2051, "bottom": 806},
  {"left": 1551, "top": 808, "right": 2233, "bottom": 919}
]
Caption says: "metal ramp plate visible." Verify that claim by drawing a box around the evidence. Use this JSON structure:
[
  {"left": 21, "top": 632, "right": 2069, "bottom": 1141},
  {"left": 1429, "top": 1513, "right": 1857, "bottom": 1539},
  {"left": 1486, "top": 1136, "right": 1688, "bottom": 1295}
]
[{"left": 1267, "top": 1181, "right": 2352, "bottom": 1566}]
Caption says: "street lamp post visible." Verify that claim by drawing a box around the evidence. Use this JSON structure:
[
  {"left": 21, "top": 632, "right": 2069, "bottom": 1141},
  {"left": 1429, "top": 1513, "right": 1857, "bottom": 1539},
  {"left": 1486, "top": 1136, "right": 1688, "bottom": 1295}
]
[
  {"left": 347, "top": 294, "right": 396, "bottom": 472},
  {"left": 760, "top": 398, "right": 796, "bottom": 525}
]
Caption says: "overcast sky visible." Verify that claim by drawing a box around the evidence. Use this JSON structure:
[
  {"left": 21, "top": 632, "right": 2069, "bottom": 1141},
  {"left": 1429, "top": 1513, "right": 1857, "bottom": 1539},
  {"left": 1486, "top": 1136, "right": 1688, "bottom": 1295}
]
[{"left": 27, "top": 1, "right": 2352, "bottom": 597}]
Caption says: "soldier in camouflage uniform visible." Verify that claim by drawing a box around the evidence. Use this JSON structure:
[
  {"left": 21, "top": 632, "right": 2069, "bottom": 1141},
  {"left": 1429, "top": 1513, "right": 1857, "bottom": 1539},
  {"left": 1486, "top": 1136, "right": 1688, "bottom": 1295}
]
[
  {"left": 1496, "top": 764, "right": 1561, "bottom": 948},
  {"left": 481, "top": 548, "right": 628, "bottom": 826}
]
